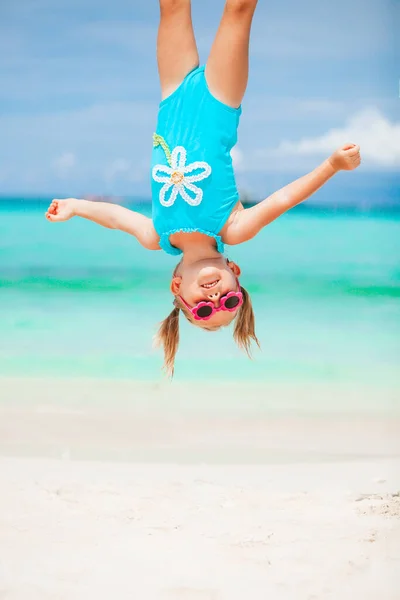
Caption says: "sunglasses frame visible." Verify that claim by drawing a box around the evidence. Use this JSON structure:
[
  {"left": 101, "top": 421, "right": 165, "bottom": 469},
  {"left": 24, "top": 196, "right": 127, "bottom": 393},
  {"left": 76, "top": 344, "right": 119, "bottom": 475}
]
[{"left": 178, "top": 288, "right": 243, "bottom": 321}]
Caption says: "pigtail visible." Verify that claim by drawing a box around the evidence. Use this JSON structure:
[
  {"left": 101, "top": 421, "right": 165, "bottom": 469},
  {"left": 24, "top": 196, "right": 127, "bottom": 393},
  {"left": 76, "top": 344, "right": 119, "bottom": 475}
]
[
  {"left": 233, "top": 286, "right": 260, "bottom": 357},
  {"left": 154, "top": 304, "right": 180, "bottom": 377}
]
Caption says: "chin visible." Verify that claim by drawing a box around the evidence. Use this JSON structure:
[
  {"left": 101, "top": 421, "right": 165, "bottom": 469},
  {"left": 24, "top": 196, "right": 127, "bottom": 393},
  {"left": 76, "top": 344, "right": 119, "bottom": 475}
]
[{"left": 197, "top": 265, "right": 224, "bottom": 278}]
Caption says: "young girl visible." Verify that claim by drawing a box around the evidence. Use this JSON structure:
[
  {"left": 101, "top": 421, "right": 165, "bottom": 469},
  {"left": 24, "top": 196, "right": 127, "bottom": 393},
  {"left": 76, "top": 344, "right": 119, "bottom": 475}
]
[{"left": 46, "top": 0, "right": 361, "bottom": 375}]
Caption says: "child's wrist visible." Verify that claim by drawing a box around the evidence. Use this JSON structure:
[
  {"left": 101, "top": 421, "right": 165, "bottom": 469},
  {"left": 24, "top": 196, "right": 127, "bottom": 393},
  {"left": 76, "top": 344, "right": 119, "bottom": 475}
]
[
  {"left": 71, "top": 198, "right": 82, "bottom": 216},
  {"left": 327, "top": 155, "right": 341, "bottom": 173}
]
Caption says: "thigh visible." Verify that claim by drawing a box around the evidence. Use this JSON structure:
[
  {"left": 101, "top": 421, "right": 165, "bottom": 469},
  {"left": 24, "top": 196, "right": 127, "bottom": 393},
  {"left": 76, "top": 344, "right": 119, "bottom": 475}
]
[
  {"left": 205, "top": 0, "right": 258, "bottom": 109},
  {"left": 157, "top": 0, "right": 200, "bottom": 100}
]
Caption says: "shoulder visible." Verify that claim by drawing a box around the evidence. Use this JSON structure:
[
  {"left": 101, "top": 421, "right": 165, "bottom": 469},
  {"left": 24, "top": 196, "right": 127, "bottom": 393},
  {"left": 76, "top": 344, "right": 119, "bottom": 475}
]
[
  {"left": 221, "top": 200, "right": 244, "bottom": 228},
  {"left": 220, "top": 201, "right": 248, "bottom": 246},
  {"left": 124, "top": 214, "right": 161, "bottom": 251},
  {"left": 141, "top": 221, "right": 161, "bottom": 251},
  {"left": 220, "top": 200, "right": 268, "bottom": 246}
]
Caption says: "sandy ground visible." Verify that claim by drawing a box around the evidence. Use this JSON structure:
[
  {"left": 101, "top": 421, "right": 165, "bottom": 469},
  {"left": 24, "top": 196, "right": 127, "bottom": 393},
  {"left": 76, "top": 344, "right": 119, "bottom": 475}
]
[
  {"left": 0, "top": 377, "right": 399, "bottom": 599},
  {"left": 1, "top": 459, "right": 399, "bottom": 600}
]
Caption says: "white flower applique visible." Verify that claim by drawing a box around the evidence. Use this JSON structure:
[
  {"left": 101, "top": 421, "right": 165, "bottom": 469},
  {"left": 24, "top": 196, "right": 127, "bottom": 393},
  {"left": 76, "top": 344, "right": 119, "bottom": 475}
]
[{"left": 152, "top": 133, "right": 212, "bottom": 207}]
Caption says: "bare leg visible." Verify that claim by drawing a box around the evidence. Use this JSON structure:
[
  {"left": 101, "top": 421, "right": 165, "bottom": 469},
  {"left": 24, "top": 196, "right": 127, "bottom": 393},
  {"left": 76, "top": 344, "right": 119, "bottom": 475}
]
[
  {"left": 205, "top": 0, "right": 258, "bottom": 108},
  {"left": 157, "top": 0, "right": 200, "bottom": 100}
]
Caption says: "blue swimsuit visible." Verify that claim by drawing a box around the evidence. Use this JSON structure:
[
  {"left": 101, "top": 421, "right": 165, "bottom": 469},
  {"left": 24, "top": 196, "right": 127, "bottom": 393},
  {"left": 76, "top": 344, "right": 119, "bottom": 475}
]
[{"left": 151, "top": 66, "right": 242, "bottom": 256}]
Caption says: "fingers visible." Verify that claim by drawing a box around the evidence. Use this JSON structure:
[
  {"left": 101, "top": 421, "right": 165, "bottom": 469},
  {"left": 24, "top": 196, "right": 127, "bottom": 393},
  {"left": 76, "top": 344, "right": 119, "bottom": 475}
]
[
  {"left": 349, "top": 154, "right": 361, "bottom": 170},
  {"left": 342, "top": 143, "right": 356, "bottom": 151},
  {"left": 343, "top": 143, "right": 360, "bottom": 157},
  {"left": 45, "top": 200, "right": 59, "bottom": 221},
  {"left": 46, "top": 200, "right": 57, "bottom": 212},
  {"left": 45, "top": 212, "right": 59, "bottom": 221},
  {"left": 341, "top": 143, "right": 361, "bottom": 170}
]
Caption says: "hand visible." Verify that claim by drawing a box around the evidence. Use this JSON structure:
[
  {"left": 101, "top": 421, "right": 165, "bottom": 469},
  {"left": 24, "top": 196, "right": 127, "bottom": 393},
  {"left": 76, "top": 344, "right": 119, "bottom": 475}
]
[
  {"left": 329, "top": 144, "right": 361, "bottom": 172},
  {"left": 45, "top": 198, "right": 78, "bottom": 222}
]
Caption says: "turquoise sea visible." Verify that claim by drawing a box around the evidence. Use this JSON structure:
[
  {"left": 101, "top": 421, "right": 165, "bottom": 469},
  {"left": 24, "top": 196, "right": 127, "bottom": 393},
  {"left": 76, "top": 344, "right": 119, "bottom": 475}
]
[{"left": 0, "top": 198, "right": 399, "bottom": 385}]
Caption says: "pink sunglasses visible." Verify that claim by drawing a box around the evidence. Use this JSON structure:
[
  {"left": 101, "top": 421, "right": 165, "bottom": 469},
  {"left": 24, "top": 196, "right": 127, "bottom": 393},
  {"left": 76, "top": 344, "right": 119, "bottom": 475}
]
[{"left": 179, "top": 290, "right": 243, "bottom": 321}]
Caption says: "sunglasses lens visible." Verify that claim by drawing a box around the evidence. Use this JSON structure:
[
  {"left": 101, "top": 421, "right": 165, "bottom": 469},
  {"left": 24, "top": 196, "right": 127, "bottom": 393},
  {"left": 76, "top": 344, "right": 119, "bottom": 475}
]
[
  {"left": 196, "top": 305, "right": 213, "bottom": 318},
  {"left": 224, "top": 296, "right": 240, "bottom": 309}
]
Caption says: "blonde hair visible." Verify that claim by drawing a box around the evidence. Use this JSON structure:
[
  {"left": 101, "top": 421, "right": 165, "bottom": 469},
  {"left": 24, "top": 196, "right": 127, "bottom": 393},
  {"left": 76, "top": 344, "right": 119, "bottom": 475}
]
[{"left": 154, "top": 286, "right": 260, "bottom": 377}]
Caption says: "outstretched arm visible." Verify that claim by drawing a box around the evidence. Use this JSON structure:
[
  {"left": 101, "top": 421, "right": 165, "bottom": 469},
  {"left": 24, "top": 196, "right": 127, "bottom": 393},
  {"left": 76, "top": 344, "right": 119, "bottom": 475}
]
[
  {"left": 46, "top": 198, "right": 160, "bottom": 250},
  {"left": 224, "top": 144, "right": 361, "bottom": 245}
]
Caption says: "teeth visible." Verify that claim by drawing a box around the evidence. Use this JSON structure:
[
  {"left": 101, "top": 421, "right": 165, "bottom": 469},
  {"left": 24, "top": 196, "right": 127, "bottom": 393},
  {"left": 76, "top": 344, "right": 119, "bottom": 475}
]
[{"left": 202, "top": 280, "right": 219, "bottom": 289}]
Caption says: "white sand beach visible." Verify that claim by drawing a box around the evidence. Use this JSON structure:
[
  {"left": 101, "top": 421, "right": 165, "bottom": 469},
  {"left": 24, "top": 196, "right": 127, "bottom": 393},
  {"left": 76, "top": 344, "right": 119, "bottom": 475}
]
[{"left": 0, "top": 377, "right": 399, "bottom": 599}]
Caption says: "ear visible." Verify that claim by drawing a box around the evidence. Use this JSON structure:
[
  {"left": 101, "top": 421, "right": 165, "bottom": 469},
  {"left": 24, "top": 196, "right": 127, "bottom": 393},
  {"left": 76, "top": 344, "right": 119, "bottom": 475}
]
[
  {"left": 170, "top": 276, "right": 182, "bottom": 295},
  {"left": 227, "top": 261, "right": 241, "bottom": 277}
]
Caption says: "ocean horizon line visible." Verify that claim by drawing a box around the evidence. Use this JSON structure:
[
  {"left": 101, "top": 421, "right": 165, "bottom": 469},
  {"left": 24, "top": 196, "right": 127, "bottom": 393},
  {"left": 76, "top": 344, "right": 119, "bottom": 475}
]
[{"left": 1, "top": 195, "right": 399, "bottom": 215}]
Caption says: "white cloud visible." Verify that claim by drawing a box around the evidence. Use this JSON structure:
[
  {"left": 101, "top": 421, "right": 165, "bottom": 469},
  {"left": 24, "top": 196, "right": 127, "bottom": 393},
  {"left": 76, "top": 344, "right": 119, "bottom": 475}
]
[
  {"left": 274, "top": 109, "right": 400, "bottom": 168},
  {"left": 231, "top": 146, "right": 244, "bottom": 172},
  {"left": 53, "top": 152, "right": 76, "bottom": 178}
]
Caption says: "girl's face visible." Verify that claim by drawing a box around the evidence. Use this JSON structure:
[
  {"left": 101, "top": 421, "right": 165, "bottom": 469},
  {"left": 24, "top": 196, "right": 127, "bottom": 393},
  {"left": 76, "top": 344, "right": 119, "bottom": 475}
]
[{"left": 171, "top": 257, "right": 241, "bottom": 328}]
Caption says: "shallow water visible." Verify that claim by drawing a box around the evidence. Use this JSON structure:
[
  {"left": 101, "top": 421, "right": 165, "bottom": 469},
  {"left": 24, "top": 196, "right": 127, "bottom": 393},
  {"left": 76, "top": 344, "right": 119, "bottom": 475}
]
[{"left": 1, "top": 198, "right": 399, "bottom": 388}]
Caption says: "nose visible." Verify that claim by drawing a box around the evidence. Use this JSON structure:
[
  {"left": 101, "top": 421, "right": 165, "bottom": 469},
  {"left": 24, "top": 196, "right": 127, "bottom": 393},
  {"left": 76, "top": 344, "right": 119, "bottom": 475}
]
[{"left": 206, "top": 289, "right": 221, "bottom": 305}]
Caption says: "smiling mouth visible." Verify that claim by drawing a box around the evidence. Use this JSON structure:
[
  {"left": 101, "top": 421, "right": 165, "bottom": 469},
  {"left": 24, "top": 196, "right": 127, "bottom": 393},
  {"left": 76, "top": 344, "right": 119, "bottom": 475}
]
[{"left": 201, "top": 279, "right": 220, "bottom": 290}]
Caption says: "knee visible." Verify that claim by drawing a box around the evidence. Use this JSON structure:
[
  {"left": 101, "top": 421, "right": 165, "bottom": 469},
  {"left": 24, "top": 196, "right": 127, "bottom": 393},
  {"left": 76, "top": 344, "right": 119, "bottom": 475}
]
[
  {"left": 225, "top": 0, "right": 258, "bottom": 15},
  {"left": 159, "top": 0, "right": 188, "bottom": 16}
]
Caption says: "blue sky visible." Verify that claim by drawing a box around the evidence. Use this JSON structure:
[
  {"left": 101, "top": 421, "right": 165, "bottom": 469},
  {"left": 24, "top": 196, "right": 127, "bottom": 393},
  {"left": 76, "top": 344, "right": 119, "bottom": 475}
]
[{"left": 0, "top": 0, "right": 399, "bottom": 201}]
